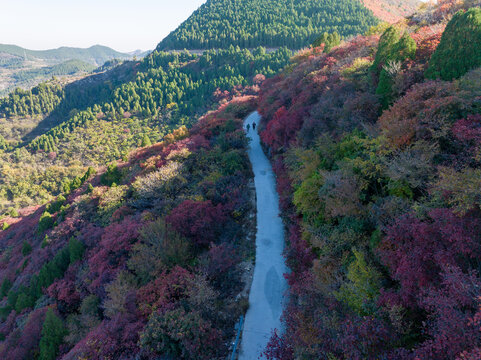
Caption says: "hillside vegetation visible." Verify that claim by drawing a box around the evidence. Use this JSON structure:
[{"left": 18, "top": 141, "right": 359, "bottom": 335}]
[
  {"left": 158, "top": 0, "right": 379, "bottom": 50},
  {"left": 0, "top": 47, "right": 291, "bottom": 214},
  {"left": 3, "top": 1, "right": 481, "bottom": 359},
  {"left": 0, "top": 0, "right": 418, "bottom": 215},
  {"left": 0, "top": 97, "right": 257, "bottom": 359},
  {"left": 256, "top": 4, "right": 481, "bottom": 359},
  {"left": 12, "top": 60, "right": 96, "bottom": 82}
]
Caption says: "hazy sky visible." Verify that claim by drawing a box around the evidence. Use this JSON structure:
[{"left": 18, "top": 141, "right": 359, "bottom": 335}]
[{"left": 0, "top": 0, "right": 207, "bottom": 52}]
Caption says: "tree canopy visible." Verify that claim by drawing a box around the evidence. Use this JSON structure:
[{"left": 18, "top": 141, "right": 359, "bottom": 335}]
[{"left": 157, "top": 0, "right": 378, "bottom": 50}]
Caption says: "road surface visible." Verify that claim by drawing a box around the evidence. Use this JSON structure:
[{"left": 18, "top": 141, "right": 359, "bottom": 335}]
[{"left": 239, "top": 112, "right": 288, "bottom": 359}]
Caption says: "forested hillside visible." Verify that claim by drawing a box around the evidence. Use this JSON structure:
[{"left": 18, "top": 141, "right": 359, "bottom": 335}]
[
  {"left": 0, "top": 97, "right": 257, "bottom": 359},
  {"left": 4, "top": 0, "right": 481, "bottom": 359},
  {"left": 158, "top": 0, "right": 379, "bottom": 50},
  {"left": 0, "top": 47, "right": 291, "bottom": 214},
  {"left": 256, "top": 4, "right": 481, "bottom": 359},
  {"left": 11, "top": 60, "right": 96, "bottom": 83},
  {"left": 0, "top": 0, "right": 416, "bottom": 215}
]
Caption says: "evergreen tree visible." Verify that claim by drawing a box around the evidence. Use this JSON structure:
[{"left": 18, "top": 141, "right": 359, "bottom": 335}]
[
  {"left": 68, "top": 237, "right": 85, "bottom": 263},
  {"left": 426, "top": 8, "right": 481, "bottom": 80},
  {"left": 39, "top": 308, "right": 67, "bottom": 360}
]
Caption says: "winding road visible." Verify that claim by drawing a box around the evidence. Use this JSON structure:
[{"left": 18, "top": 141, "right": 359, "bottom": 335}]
[{"left": 239, "top": 112, "right": 288, "bottom": 359}]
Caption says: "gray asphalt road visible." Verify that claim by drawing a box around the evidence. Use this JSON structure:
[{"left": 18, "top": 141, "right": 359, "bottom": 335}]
[{"left": 239, "top": 111, "right": 288, "bottom": 359}]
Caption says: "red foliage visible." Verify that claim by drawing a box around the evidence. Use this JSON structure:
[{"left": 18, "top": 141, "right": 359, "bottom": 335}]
[
  {"left": 414, "top": 266, "right": 481, "bottom": 359},
  {"left": 87, "top": 216, "right": 140, "bottom": 290},
  {"left": 284, "top": 223, "right": 315, "bottom": 278},
  {"left": 264, "top": 329, "right": 294, "bottom": 360},
  {"left": 452, "top": 115, "right": 481, "bottom": 143},
  {"left": 379, "top": 209, "right": 481, "bottom": 307},
  {"left": 78, "top": 222, "right": 104, "bottom": 249},
  {"left": 0, "top": 307, "right": 47, "bottom": 360},
  {"left": 137, "top": 266, "right": 193, "bottom": 316},
  {"left": 272, "top": 157, "right": 294, "bottom": 212},
  {"left": 337, "top": 316, "right": 394, "bottom": 360},
  {"left": 433, "top": 0, "right": 463, "bottom": 21},
  {"left": 63, "top": 312, "right": 144, "bottom": 360},
  {"left": 379, "top": 81, "right": 464, "bottom": 148},
  {"left": 166, "top": 200, "right": 227, "bottom": 247},
  {"left": 413, "top": 30, "right": 443, "bottom": 65},
  {"left": 186, "top": 134, "right": 211, "bottom": 151},
  {"left": 253, "top": 73, "right": 266, "bottom": 85},
  {"left": 261, "top": 106, "right": 303, "bottom": 151},
  {"left": 201, "top": 243, "right": 240, "bottom": 288},
  {"left": 47, "top": 264, "right": 81, "bottom": 312}
]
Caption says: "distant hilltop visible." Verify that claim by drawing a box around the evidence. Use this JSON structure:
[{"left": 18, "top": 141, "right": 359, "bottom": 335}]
[{"left": 0, "top": 44, "right": 133, "bottom": 66}]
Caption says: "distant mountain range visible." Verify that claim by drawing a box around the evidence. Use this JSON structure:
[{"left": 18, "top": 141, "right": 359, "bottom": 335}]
[
  {"left": 0, "top": 44, "right": 131, "bottom": 66},
  {"left": 0, "top": 44, "right": 141, "bottom": 96}
]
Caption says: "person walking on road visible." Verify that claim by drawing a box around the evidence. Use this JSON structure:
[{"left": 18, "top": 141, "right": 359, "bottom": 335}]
[
  {"left": 246, "top": 123, "right": 251, "bottom": 132},
  {"left": 252, "top": 122, "right": 256, "bottom": 131}
]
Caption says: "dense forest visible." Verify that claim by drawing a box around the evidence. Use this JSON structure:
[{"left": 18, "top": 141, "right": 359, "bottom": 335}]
[
  {"left": 256, "top": 4, "right": 481, "bottom": 359},
  {"left": 12, "top": 60, "right": 96, "bottom": 82},
  {"left": 157, "top": 0, "right": 379, "bottom": 50}
]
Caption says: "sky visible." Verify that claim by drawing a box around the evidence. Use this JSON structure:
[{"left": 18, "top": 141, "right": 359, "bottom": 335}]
[{"left": 0, "top": 0, "right": 207, "bottom": 53}]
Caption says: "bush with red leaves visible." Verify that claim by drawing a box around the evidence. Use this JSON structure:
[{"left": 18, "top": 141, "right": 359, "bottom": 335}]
[{"left": 166, "top": 200, "right": 227, "bottom": 247}]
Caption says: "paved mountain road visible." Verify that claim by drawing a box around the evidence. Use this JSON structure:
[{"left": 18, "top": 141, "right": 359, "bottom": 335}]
[{"left": 239, "top": 111, "right": 288, "bottom": 359}]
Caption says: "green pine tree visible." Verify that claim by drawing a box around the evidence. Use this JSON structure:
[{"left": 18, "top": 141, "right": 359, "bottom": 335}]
[
  {"left": 426, "top": 8, "right": 481, "bottom": 80},
  {"left": 39, "top": 308, "right": 67, "bottom": 360}
]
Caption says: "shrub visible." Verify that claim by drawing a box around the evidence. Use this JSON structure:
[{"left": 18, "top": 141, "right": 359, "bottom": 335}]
[
  {"left": 128, "top": 220, "right": 192, "bottom": 283},
  {"left": 38, "top": 211, "right": 54, "bottom": 233},
  {"left": 378, "top": 81, "right": 463, "bottom": 148},
  {"left": 9, "top": 208, "right": 19, "bottom": 217},
  {"left": 46, "top": 195, "right": 66, "bottom": 214},
  {"left": 101, "top": 163, "right": 122, "bottom": 186},
  {"left": 166, "top": 200, "right": 227, "bottom": 247},
  {"left": 140, "top": 308, "right": 222, "bottom": 360},
  {"left": 22, "top": 241, "right": 32, "bottom": 256},
  {"left": 103, "top": 271, "right": 137, "bottom": 319},
  {"left": 426, "top": 8, "right": 481, "bottom": 80},
  {"left": 336, "top": 249, "right": 381, "bottom": 316},
  {"left": 97, "top": 185, "right": 128, "bottom": 225},
  {"left": 132, "top": 161, "right": 184, "bottom": 203}
]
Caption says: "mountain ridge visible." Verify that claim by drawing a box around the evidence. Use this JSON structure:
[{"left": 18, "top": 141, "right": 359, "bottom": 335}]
[{"left": 0, "top": 44, "right": 131, "bottom": 66}]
